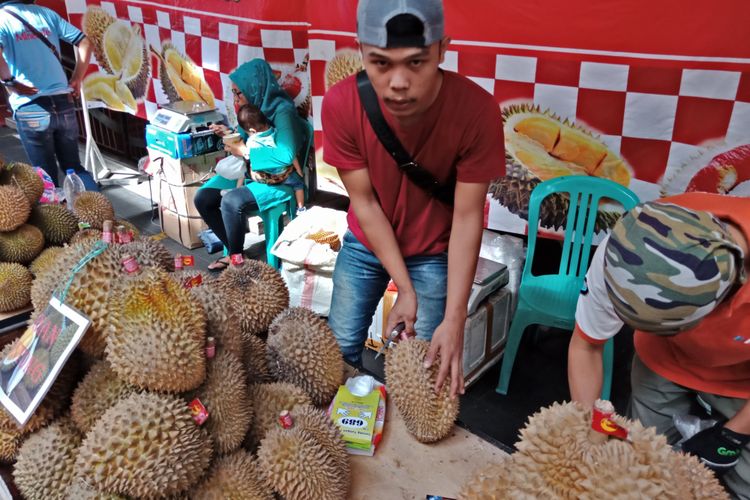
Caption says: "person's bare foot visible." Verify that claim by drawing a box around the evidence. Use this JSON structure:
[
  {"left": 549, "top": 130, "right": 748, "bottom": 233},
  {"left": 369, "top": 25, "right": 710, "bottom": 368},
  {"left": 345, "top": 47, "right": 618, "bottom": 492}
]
[{"left": 207, "top": 257, "right": 230, "bottom": 272}]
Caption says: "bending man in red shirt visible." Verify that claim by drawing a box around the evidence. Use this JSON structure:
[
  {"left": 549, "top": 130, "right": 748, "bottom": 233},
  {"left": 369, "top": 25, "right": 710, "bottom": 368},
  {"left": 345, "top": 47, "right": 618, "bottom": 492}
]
[
  {"left": 321, "top": 0, "right": 504, "bottom": 398},
  {"left": 568, "top": 193, "right": 750, "bottom": 498}
]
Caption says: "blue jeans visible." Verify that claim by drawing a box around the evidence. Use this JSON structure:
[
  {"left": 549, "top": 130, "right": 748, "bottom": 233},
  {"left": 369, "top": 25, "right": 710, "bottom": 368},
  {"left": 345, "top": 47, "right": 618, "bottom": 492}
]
[
  {"left": 15, "top": 94, "right": 96, "bottom": 189},
  {"left": 328, "top": 230, "right": 448, "bottom": 365},
  {"left": 193, "top": 186, "right": 259, "bottom": 255}
]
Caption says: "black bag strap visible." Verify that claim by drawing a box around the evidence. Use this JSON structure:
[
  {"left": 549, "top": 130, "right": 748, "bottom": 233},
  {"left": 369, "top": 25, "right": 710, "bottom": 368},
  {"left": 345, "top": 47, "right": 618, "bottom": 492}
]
[
  {"left": 356, "top": 70, "right": 455, "bottom": 206},
  {"left": 2, "top": 7, "right": 61, "bottom": 61}
]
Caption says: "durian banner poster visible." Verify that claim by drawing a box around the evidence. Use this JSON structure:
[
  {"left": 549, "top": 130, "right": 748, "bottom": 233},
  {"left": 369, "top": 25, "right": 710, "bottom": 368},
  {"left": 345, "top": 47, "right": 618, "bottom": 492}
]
[
  {"left": 306, "top": 0, "right": 750, "bottom": 235},
  {"left": 66, "top": 0, "right": 311, "bottom": 124}
]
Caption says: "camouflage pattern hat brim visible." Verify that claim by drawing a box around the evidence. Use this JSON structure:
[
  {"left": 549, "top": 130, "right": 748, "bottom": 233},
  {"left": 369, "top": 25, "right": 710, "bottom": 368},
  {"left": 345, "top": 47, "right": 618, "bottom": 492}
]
[{"left": 603, "top": 201, "right": 745, "bottom": 335}]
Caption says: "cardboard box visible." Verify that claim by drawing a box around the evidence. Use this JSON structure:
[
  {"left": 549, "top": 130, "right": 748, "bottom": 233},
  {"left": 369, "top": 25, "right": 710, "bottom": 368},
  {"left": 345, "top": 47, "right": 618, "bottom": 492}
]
[
  {"left": 158, "top": 178, "right": 203, "bottom": 218},
  {"left": 158, "top": 205, "right": 207, "bottom": 249},
  {"left": 147, "top": 147, "right": 223, "bottom": 187}
]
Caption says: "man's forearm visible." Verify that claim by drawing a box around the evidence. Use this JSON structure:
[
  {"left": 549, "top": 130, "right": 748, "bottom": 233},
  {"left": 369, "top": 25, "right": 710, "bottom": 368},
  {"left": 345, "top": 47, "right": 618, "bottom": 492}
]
[
  {"left": 444, "top": 200, "right": 484, "bottom": 324},
  {"left": 568, "top": 328, "right": 604, "bottom": 406},
  {"left": 725, "top": 399, "right": 750, "bottom": 435},
  {"left": 70, "top": 38, "right": 92, "bottom": 82},
  {"left": 352, "top": 197, "right": 413, "bottom": 294}
]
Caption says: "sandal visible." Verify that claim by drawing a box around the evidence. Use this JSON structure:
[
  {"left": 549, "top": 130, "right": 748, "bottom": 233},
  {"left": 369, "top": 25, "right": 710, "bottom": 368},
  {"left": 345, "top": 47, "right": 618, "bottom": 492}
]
[{"left": 207, "top": 257, "right": 230, "bottom": 272}]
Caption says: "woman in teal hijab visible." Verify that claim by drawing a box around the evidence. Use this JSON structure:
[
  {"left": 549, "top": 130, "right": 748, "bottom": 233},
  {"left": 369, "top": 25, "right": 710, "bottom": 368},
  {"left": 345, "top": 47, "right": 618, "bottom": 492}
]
[{"left": 194, "top": 59, "right": 306, "bottom": 270}]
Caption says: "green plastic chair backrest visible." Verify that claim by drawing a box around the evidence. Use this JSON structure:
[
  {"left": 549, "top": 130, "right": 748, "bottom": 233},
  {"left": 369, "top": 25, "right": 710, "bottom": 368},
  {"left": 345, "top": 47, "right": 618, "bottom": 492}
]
[{"left": 522, "top": 176, "right": 640, "bottom": 281}]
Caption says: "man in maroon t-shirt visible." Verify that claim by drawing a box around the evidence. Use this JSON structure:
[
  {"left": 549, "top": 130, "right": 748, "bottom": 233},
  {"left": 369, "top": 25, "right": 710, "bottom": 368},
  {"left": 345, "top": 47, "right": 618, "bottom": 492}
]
[{"left": 322, "top": 0, "right": 504, "bottom": 398}]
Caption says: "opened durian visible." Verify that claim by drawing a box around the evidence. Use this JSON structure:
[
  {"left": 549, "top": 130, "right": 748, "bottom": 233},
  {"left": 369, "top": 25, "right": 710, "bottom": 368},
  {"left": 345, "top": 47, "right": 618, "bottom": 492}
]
[
  {"left": 83, "top": 7, "right": 149, "bottom": 99},
  {"left": 267, "top": 307, "right": 343, "bottom": 405},
  {"left": 154, "top": 42, "right": 215, "bottom": 107},
  {"left": 190, "top": 349, "right": 252, "bottom": 455},
  {"left": 459, "top": 401, "right": 728, "bottom": 500},
  {"left": 192, "top": 449, "right": 273, "bottom": 500},
  {"left": 0, "top": 262, "right": 32, "bottom": 312},
  {"left": 490, "top": 104, "right": 632, "bottom": 231},
  {"left": 215, "top": 259, "right": 289, "bottom": 337},
  {"left": 0, "top": 162, "right": 44, "bottom": 204},
  {"left": 82, "top": 72, "right": 137, "bottom": 113},
  {"left": 70, "top": 360, "right": 136, "bottom": 434},
  {"left": 73, "top": 392, "right": 213, "bottom": 499},
  {"left": 106, "top": 267, "right": 207, "bottom": 392},
  {"left": 191, "top": 283, "right": 245, "bottom": 360},
  {"left": 385, "top": 338, "right": 458, "bottom": 443},
  {"left": 243, "top": 334, "right": 274, "bottom": 384},
  {"left": 246, "top": 382, "right": 311, "bottom": 449},
  {"left": 257, "top": 404, "right": 350, "bottom": 500},
  {"left": 325, "top": 48, "right": 363, "bottom": 90},
  {"left": 29, "top": 246, "right": 65, "bottom": 276},
  {"left": 0, "top": 223, "right": 44, "bottom": 264},
  {"left": 28, "top": 204, "right": 79, "bottom": 246},
  {"left": 0, "top": 184, "right": 31, "bottom": 232},
  {"left": 72, "top": 192, "right": 115, "bottom": 230},
  {"left": 13, "top": 417, "right": 81, "bottom": 500}
]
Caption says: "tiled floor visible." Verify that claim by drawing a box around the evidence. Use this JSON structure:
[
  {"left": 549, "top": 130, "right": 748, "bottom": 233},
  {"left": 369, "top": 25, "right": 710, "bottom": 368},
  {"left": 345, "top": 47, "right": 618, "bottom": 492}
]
[{"left": 1, "top": 126, "right": 636, "bottom": 454}]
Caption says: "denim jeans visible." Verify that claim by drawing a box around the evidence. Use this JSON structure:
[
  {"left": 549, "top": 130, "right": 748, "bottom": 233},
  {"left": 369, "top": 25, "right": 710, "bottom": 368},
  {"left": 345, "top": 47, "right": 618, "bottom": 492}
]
[
  {"left": 14, "top": 94, "right": 96, "bottom": 189},
  {"left": 194, "top": 186, "right": 259, "bottom": 255},
  {"left": 328, "top": 230, "right": 448, "bottom": 365}
]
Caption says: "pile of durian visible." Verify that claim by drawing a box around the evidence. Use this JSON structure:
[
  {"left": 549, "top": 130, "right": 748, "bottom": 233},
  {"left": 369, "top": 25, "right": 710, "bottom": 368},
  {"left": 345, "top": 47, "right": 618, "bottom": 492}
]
[
  {"left": 0, "top": 161, "right": 127, "bottom": 315},
  {"left": 2, "top": 227, "right": 354, "bottom": 499},
  {"left": 459, "top": 401, "right": 728, "bottom": 500}
]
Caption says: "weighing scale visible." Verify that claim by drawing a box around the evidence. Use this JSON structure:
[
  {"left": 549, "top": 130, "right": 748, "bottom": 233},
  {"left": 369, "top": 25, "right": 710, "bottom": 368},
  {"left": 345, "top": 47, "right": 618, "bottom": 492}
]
[
  {"left": 467, "top": 256, "right": 509, "bottom": 315},
  {"left": 146, "top": 101, "right": 226, "bottom": 159}
]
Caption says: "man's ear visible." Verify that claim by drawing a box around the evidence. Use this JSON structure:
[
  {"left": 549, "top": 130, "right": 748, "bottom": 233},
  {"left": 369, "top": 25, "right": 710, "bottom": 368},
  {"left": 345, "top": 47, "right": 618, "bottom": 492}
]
[{"left": 438, "top": 36, "right": 452, "bottom": 64}]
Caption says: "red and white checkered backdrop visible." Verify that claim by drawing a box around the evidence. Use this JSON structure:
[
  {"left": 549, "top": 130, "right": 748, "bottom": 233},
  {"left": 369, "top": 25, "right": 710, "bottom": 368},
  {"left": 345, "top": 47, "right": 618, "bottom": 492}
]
[{"left": 66, "top": 0, "right": 750, "bottom": 233}]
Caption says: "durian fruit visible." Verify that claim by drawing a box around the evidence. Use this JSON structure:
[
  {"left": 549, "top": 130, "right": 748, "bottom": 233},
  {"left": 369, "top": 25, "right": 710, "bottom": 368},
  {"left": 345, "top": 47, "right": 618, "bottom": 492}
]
[
  {"left": 192, "top": 450, "right": 273, "bottom": 500},
  {"left": 459, "top": 401, "right": 729, "bottom": 500},
  {"left": 267, "top": 307, "right": 343, "bottom": 405},
  {"left": 0, "top": 162, "right": 44, "bottom": 204},
  {"left": 114, "top": 218, "right": 140, "bottom": 238},
  {"left": 246, "top": 382, "right": 311, "bottom": 449},
  {"left": 191, "top": 283, "right": 245, "bottom": 361},
  {"left": 68, "top": 228, "right": 102, "bottom": 245},
  {"left": 82, "top": 72, "right": 137, "bottom": 113},
  {"left": 107, "top": 267, "right": 207, "bottom": 392},
  {"left": 0, "top": 427, "right": 22, "bottom": 463},
  {"left": 0, "top": 223, "right": 44, "bottom": 264},
  {"left": 215, "top": 260, "right": 289, "bottom": 337},
  {"left": 101, "top": 20, "right": 150, "bottom": 99},
  {"left": 13, "top": 417, "right": 82, "bottom": 500},
  {"left": 325, "top": 48, "right": 363, "bottom": 90},
  {"left": 488, "top": 176, "right": 621, "bottom": 233},
  {"left": 70, "top": 360, "right": 136, "bottom": 434},
  {"left": 153, "top": 42, "right": 215, "bottom": 107},
  {"left": 72, "top": 192, "right": 115, "bottom": 230},
  {"left": 257, "top": 404, "right": 350, "bottom": 500},
  {"left": 73, "top": 392, "right": 213, "bottom": 499},
  {"left": 385, "top": 339, "right": 458, "bottom": 443},
  {"left": 492, "top": 104, "right": 633, "bottom": 231},
  {"left": 0, "top": 262, "right": 32, "bottom": 312},
  {"left": 66, "top": 480, "right": 126, "bottom": 500},
  {"left": 0, "top": 184, "right": 31, "bottom": 231},
  {"left": 111, "top": 238, "right": 175, "bottom": 271},
  {"left": 82, "top": 7, "right": 117, "bottom": 69},
  {"left": 190, "top": 349, "right": 252, "bottom": 455},
  {"left": 28, "top": 204, "right": 79, "bottom": 246},
  {"left": 243, "top": 334, "right": 274, "bottom": 384},
  {"left": 29, "top": 246, "right": 65, "bottom": 276}
]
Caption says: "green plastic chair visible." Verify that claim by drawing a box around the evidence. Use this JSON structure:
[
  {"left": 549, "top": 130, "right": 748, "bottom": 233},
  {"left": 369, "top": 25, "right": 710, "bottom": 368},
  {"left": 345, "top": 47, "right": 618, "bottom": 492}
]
[
  {"left": 225, "top": 120, "right": 314, "bottom": 269},
  {"left": 495, "top": 176, "right": 639, "bottom": 399}
]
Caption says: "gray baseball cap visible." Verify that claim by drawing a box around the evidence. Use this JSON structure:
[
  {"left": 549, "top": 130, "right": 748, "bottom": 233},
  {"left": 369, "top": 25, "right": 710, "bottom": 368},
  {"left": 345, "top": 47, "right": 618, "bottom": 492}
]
[{"left": 357, "top": 0, "right": 445, "bottom": 48}]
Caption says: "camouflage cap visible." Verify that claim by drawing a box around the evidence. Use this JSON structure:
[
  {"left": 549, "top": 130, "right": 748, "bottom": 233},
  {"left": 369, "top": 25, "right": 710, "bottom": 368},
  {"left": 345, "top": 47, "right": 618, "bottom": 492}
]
[{"left": 603, "top": 201, "right": 745, "bottom": 335}]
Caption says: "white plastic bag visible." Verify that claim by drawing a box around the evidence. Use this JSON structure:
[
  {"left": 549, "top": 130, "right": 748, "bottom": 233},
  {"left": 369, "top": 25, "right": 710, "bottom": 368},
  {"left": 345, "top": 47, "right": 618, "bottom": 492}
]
[{"left": 214, "top": 155, "right": 246, "bottom": 180}]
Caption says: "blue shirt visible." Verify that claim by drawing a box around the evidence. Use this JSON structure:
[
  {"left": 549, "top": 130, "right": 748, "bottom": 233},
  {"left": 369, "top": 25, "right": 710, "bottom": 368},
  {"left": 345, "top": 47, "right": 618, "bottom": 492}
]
[{"left": 0, "top": 2, "right": 85, "bottom": 111}]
